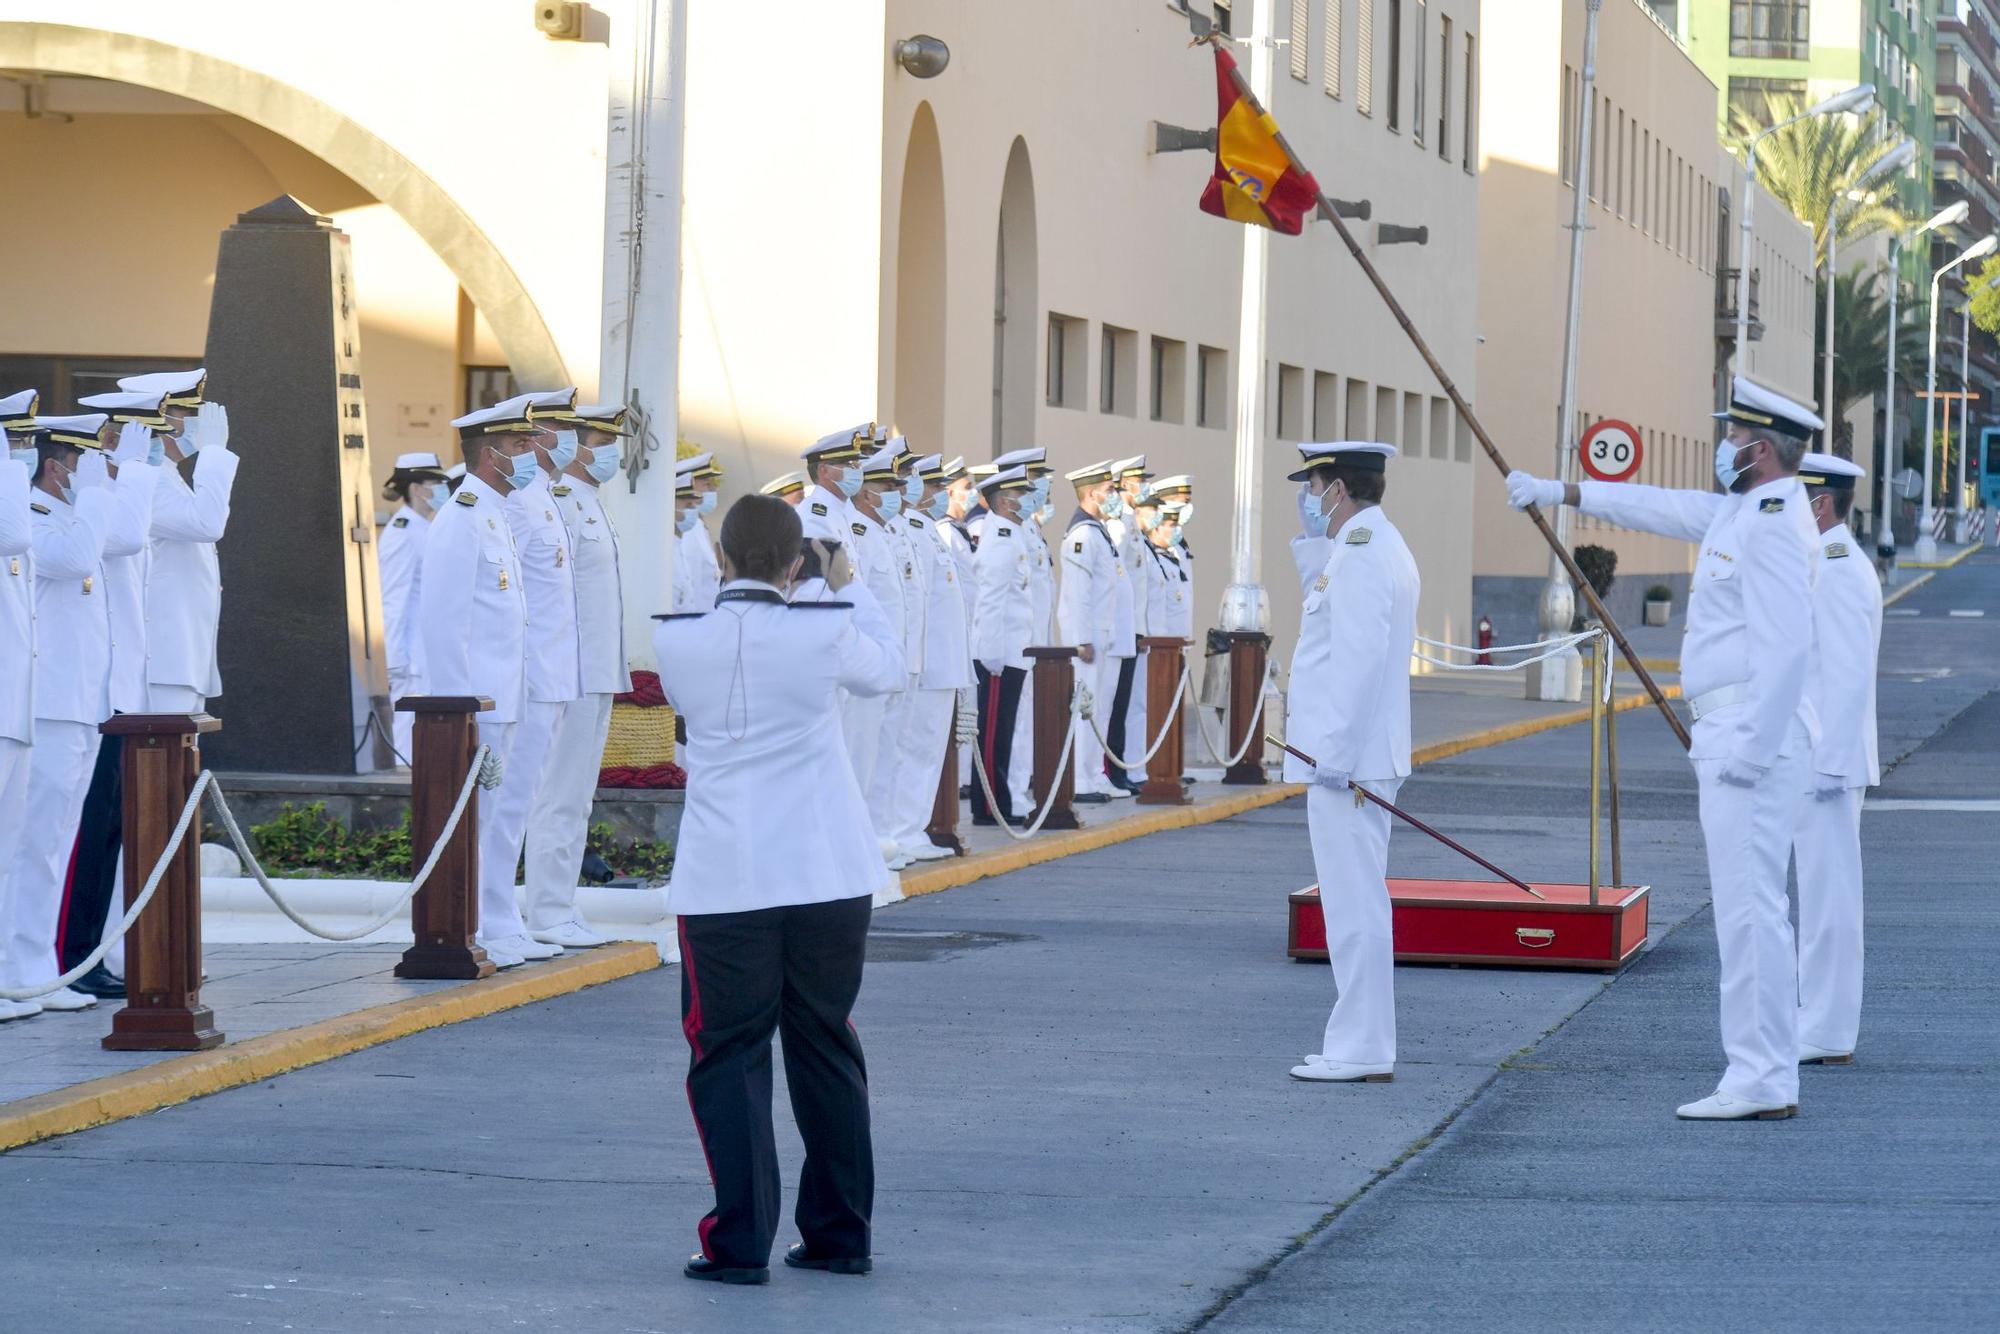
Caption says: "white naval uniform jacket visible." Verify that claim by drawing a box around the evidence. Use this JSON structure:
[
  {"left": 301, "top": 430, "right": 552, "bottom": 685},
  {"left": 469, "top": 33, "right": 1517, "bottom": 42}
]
[
  {"left": 1157, "top": 543, "right": 1195, "bottom": 639},
  {"left": 941, "top": 518, "right": 977, "bottom": 628},
  {"left": 417, "top": 475, "right": 528, "bottom": 724},
  {"left": 505, "top": 472, "right": 581, "bottom": 703},
  {"left": 1107, "top": 516, "right": 1145, "bottom": 649},
  {"left": 1139, "top": 539, "right": 1171, "bottom": 639},
  {"left": 377, "top": 502, "right": 430, "bottom": 684},
  {"left": 146, "top": 446, "right": 239, "bottom": 699},
  {"left": 885, "top": 514, "right": 928, "bottom": 677},
  {"left": 1578, "top": 476, "right": 1818, "bottom": 765},
  {"left": 1283, "top": 508, "right": 1419, "bottom": 784},
  {"left": 799, "top": 483, "right": 861, "bottom": 556},
  {"left": 557, "top": 482, "right": 632, "bottom": 695},
  {"left": 674, "top": 517, "right": 721, "bottom": 614},
  {"left": 971, "top": 511, "right": 1035, "bottom": 671},
  {"left": 907, "top": 512, "right": 972, "bottom": 690},
  {"left": 0, "top": 460, "right": 34, "bottom": 744},
  {"left": 104, "top": 463, "right": 162, "bottom": 714},
  {"left": 1805, "top": 522, "right": 1881, "bottom": 787},
  {"left": 1058, "top": 510, "right": 1119, "bottom": 651},
  {"left": 28, "top": 485, "right": 122, "bottom": 726},
  {"left": 848, "top": 509, "right": 908, "bottom": 652},
  {"left": 654, "top": 578, "right": 905, "bottom": 915},
  {"left": 1026, "top": 518, "right": 1057, "bottom": 644}
]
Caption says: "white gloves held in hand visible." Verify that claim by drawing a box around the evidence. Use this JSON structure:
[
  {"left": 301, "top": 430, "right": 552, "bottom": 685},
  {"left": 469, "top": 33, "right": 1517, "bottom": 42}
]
[
  {"left": 1506, "top": 471, "right": 1564, "bottom": 512},
  {"left": 1311, "top": 764, "right": 1351, "bottom": 792},
  {"left": 111, "top": 421, "right": 154, "bottom": 468},
  {"left": 1812, "top": 773, "right": 1849, "bottom": 801},
  {"left": 191, "top": 403, "right": 230, "bottom": 453},
  {"left": 73, "top": 450, "right": 112, "bottom": 492},
  {"left": 1716, "top": 756, "right": 1769, "bottom": 789}
]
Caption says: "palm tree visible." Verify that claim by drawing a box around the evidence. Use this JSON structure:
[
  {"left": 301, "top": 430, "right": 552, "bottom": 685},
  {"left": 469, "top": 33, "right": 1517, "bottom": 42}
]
[
  {"left": 1729, "top": 101, "right": 1919, "bottom": 260},
  {"left": 1819, "top": 263, "right": 1925, "bottom": 459}
]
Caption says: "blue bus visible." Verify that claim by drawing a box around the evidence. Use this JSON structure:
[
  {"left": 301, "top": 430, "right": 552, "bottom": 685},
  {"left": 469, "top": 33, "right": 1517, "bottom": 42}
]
[{"left": 1983, "top": 427, "right": 2000, "bottom": 511}]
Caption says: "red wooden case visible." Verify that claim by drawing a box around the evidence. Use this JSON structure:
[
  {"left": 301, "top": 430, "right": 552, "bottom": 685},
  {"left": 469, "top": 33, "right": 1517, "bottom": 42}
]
[{"left": 1287, "top": 878, "right": 1649, "bottom": 971}]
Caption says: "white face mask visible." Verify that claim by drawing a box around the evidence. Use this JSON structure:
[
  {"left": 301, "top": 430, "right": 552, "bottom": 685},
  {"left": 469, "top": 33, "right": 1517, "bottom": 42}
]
[
  {"left": 1175, "top": 500, "right": 1194, "bottom": 525},
  {"left": 414, "top": 483, "right": 444, "bottom": 513},
  {"left": 1301, "top": 484, "right": 1332, "bottom": 538},
  {"left": 1714, "top": 437, "right": 1753, "bottom": 491},
  {"left": 878, "top": 490, "right": 904, "bottom": 520}
]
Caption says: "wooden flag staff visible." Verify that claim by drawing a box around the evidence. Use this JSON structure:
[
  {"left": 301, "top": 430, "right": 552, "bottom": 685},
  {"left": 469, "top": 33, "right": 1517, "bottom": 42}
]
[{"left": 1196, "top": 30, "right": 1691, "bottom": 750}]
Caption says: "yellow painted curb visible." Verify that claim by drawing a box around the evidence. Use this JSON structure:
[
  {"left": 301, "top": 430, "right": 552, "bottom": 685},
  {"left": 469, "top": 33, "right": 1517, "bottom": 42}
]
[
  {"left": 1899, "top": 543, "right": 1983, "bottom": 570},
  {"left": 0, "top": 941, "right": 658, "bottom": 1154},
  {"left": 899, "top": 684, "right": 1684, "bottom": 900},
  {"left": 1882, "top": 571, "right": 1935, "bottom": 606}
]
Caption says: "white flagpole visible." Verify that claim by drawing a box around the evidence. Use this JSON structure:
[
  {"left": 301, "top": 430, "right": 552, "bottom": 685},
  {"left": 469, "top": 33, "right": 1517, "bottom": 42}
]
[{"left": 1220, "top": 0, "right": 1277, "bottom": 636}]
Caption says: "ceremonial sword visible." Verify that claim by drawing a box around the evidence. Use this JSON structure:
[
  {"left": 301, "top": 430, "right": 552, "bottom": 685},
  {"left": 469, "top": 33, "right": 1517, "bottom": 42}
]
[{"left": 1265, "top": 736, "right": 1548, "bottom": 902}]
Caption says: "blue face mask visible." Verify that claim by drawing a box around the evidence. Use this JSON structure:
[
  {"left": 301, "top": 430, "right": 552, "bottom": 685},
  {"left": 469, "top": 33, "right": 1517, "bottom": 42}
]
[
  {"left": 1300, "top": 484, "right": 1332, "bottom": 538},
  {"left": 1176, "top": 500, "right": 1194, "bottom": 525},
  {"left": 546, "top": 429, "right": 580, "bottom": 473},
  {"left": 838, "top": 465, "right": 864, "bottom": 498},
  {"left": 1170, "top": 527, "right": 1185, "bottom": 548},
  {"left": 1102, "top": 492, "right": 1124, "bottom": 519},
  {"left": 1714, "top": 437, "right": 1752, "bottom": 491},
  {"left": 926, "top": 492, "right": 951, "bottom": 521},
  {"left": 583, "top": 445, "right": 621, "bottom": 484},
  {"left": 1137, "top": 508, "right": 1159, "bottom": 532},
  {"left": 505, "top": 447, "right": 539, "bottom": 492},
  {"left": 903, "top": 474, "right": 925, "bottom": 502},
  {"left": 878, "top": 490, "right": 904, "bottom": 519},
  {"left": 676, "top": 506, "right": 699, "bottom": 534},
  {"left": 696, "top": 490, "right": 717, "bottom": 516}
]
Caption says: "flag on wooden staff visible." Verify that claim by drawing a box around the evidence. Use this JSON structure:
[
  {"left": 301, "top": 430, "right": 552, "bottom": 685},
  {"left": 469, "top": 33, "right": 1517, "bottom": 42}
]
[{"left": 1197, "top": 45, "right": 1319, "bottom": 236}]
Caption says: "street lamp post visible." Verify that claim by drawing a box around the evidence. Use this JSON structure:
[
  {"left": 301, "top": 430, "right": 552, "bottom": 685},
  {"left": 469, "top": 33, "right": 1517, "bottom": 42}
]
[
  {"left": 1820, "top": 139, "right": 1913, "bottom": 451},
  {"left": 1918, "top": 233, "right": 1998, "bottom": 562},
  {"left": 1878, "top": 201, "right": 1967, "bottom": 568},
  {"left": 1736, "top": 84, "right": 1876, "bottom": 379},
  {"left": 1953, "top": 272, "right": 1999, "bottom": 542}
]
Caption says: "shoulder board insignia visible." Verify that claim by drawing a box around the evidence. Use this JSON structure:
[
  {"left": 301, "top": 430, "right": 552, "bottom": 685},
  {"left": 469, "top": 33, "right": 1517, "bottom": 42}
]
[
  {"left": 392, "top": 515, "right": 410, "bottom": 528},
  {"left": 551, "top": 485, "right": 572, "bottom": 497},
  {"left": 1825, "top": 541, "right": 1849, "bottom": 559},
  {"left": 29, "top": 502, "right": 50, "bottom": 516},
  {"left": 454, "top": 490, "right": 478, "bottom": 507},
  {"left": 810, "top": 502, "right": 828, "bottom": 516},
  {"left": 851, "top": 522, "right": 868, "bottom": 537},
  {"left": 651, "top": 611, "right": 707, "bottom": 621},
  {"left": 1344, "top": 527, "right": 1373, "bottom": 545},
  {"left": 908, "top": 515, "right": 926, "bottom": 528},
  {"left": 789, "top": 600, "right": 854, "bottom": 610},
  {"left": 997, "top": 526, "right": 1012, "bottom": 537},
  {"left": 1758, "top": 497, "right": 1785, "bottom": 513},
  {"left": 1073, "top": 540, "right": 1085, "bottom": 553}
]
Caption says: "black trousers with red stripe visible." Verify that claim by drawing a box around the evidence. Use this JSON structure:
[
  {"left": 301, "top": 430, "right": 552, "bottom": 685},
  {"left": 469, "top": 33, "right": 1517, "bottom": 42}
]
[
  {"left": 971, "top": 662, "right": 1025, "bottom": 822},
  {"left": 1105, "top": 654, "right": 1138, "bottom": 779},
  {"left": 678, "top": 894, "right": 874, "bottom": 1268},
  {"left": 59, "top": 736, "right": 124, "bottom": 973}
]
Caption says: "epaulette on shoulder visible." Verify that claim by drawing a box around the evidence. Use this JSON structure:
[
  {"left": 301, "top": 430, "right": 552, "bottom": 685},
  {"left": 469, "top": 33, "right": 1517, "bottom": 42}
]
[
  {"left": 454, "top": 490, "right": 479, "bottom": 507},
  {"left": 652, "top": 611, "right": 707, "bottom": 621},
  {"left": 551, "top": 485, "right": 572, "bottom": 497},
  {"left": 392, "top": 515, "right": 410, "bottom": 528},
  {"left": 789, "top": 600, "right": 853, "bottom": 609},
  {"left": 29, "top": 502, "right": 50, "bottom": 516}
]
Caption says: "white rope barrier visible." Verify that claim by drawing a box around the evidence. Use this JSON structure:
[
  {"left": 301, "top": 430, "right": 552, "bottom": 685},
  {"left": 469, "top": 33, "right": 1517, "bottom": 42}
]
[
  {"left": 0, "top": 771, "right": 213, "bottom": 1002},
  {"left": 1193, "top": 689, "right": 1268, "bottom": 769},
  {"left": 1416, "top": 630, "right": 1596, "bottom": 656},
  {"left": 204, "top": 745, "right": 494, "bottom": 942},
  {"left": 967, "top": 689, "right": 1086, "bottom": 842},
  {"left": 1083, "top": 663, "right": 1193, "bottom": 772}
]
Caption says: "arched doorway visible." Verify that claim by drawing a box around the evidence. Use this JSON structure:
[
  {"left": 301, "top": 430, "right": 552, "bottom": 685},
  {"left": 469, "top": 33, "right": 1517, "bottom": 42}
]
[
  {"left": 0, "top": 21, "right": 564, "bottom": 385},
  {"left": 992, "top": 137, "right": 1039, "bottom": 457},
  {"left": 894, "top": 103, "right": 948, "bottom": 455}
]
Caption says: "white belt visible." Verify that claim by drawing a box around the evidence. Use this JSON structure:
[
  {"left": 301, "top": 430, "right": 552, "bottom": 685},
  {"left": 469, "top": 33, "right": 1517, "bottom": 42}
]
[{"left": 1687, "top": 682, "right": 1750, "bottom": 722}]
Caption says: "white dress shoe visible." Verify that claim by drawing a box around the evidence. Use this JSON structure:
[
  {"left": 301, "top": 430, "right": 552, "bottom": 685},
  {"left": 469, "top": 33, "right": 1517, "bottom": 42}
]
[
  {"left": 900, "top": 842, "right": 952, "bottom": 863},
  {"left": 39, "top": 987, "right": 99, "bottom": 1012},
  {"left": 885, "top": 852, "right": 913, "bottom": 872},
  {"left": 1289, "top": 1056, "right": 1394, "bottom": 1082},
  {"left": 1674, "top": 1093, "right": 1797, "bottom": 1121},
  {"left": 476, "top": 938, "right": 526, "bottom": 969},
  {"left": 1799, "top": 1044, "right": 1853, "bottom": 1065},
  {"left": 531, "top": 919, "right": 610, "bottom": 949},
  {"left": 877, "top": 836, "right": 901, "bottom": 860},
  {"left": 0, "top": 998, "right": 44, "bottom": 1022},
  {"left": 485, "top": 932, "right": 563, "bottom": 962}
]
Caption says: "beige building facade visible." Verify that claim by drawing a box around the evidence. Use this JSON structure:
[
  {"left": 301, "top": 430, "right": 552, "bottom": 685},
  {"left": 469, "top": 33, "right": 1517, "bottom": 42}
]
[{"left": 1470, "top": 0, "right": 1815, "bottom": 641}]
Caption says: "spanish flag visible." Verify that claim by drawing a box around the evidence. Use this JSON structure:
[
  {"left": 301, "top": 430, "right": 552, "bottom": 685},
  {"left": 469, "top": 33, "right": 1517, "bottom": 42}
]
[{"left": 1198, "top": 45, "right": 1320, "bottom": 235}]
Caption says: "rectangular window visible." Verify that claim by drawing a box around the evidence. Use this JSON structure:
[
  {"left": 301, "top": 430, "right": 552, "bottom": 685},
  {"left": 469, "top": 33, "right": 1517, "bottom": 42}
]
[
  {"left": 1413, "top": 1, "right": 1426, "bottom": 146},
  {"left": 1729, "top": 1, "right": 1809, "bottom": 60},
  {"left": 1197, "top": 345, "right": 1229, "bottom": 429},
  {"left": 1463, "top": 31, "right": 1476, "bottom": 172},
  {"left": 1386, "top": 0, "right": 1403, "bottom": 133},
  {"left": 1276, "top": 364, "right": 1306, "bottom": 440},
  {"left": 1290, "top": 0, "right": 1310, "bottom": 80},
  {"left": 1728, "top": 76, "right": 1807, "bottom": 127},
  {"left": 1437, "top": 14, "right": 1452, "bottom": 159},
  {"left": 1641, "top": 129, "right": 1650, "bottom": 232},
  {"left": 1455, "top": 414, "right": 1472, "bottom": 463},
  {"left": 1100, "top": 324, "right": 1137, "bottom": 417},
  {"left": 1358, "top": 1, "right": 1375, "bottom": 115},
  {"left": 1375, "top": 386, "right": 1398, "bottom": 446},
  {"left": 1313, "top": 371, "right": 1341, "bottom": 438},
  {"left": 1324, "top": 0, "right": 1343, "bottom": 98},
  {"left": 1047, "top": 313, "right": 1086, "bottom": 410},
  {"left": 1150, "top": 336, "right": 1186, "bottom": 424},
  {"left": 1347, "top": 378, "right": 1371, "bottom": 437},
  {"left": 1403, "top": 392, "right": 1424, "bottom": 458},
  {"left": 1560, "top": 65, "right": 1575, "bottom": 185},
  {"left": 1428, "top": 396, "right": 1450, "bottom": 460},
  {"left": 1614, "top": 108, "right": 1625, "bottom": 216}
]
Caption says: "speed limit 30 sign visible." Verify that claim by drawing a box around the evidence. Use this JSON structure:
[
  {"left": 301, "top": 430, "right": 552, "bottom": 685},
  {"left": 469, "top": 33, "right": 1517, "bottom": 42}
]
[{"left": 1579, "top": 419, "right": 1642, "bottom": 482}]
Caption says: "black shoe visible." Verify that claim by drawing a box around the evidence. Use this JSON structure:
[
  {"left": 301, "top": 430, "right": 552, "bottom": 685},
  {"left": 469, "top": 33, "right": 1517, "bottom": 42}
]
[
  {"left": 971, "top": 815, "right": 999, "bottom": 827},
  {"left": 784, "top": 1244, "right": 871, "bottom": 1275},
  {"left": 68, "top": 965, "right": 126, "bottom": 1000},
  {"left": 1073, "top": 791, "right": 1111, "bottom": 804},
  {"left": 1180, "top": 776, "right": 1195, "bottom": 788},
  {"left": 684, "top": 1255, "right": 769, "bottom": 1285},
  {"left": 1110, "top": 773, "right": 1143, "bottom": 794},
  {"left": 579, "top": 852, "right": 615, "bottom": 885},
  {"left": 957, "top": 785, "right": 971, "bottom": 800}
]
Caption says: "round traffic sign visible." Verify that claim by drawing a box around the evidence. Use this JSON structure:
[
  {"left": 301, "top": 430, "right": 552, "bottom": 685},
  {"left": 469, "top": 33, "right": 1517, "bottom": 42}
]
[{"left": 1579, "top": 419, "right": 1642, "bottom": 482}]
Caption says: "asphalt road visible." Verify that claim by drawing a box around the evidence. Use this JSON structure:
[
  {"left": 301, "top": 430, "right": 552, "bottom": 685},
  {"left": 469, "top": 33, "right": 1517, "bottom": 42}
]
[{"left": 3, "top": 553, "right": 1993, "bottom": 1332}]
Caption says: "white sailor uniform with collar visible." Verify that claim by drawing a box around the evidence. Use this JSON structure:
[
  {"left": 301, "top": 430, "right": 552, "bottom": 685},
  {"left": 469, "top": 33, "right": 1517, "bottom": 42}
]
[
  {"left": 885, "top": 502, "right": 970, "bottom": 859},
  {"left": 0, "top": 455, "right": 34, "bottom": 1015},
  {"left": 1058, "top": 500, "right": 1120, "bottom": 798},
  {"left": 1790, "top": 453, "right": 1882, "bottom": 1063},
  {"left": 378, "top": 499, "right": 432, "bottom": 755},
  {"left": 969, "top": 472, "right": 1036, "bottom": 823},
  {"left": 866, "top": 506, "right": 928, "bottom": 854},
  {"left": 841, "top": 498, "right": 906, "bottom": 848},
  {"left": 1566, "top": 377, "right": 1821, "bottom": 1115},
  {"left": 1282, "top": 443, "right": 1418, "bottom": 1075}
]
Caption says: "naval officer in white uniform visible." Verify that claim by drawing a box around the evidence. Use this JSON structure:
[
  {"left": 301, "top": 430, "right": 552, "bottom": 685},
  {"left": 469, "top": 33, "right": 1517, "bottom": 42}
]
[
  {"left": 1792, "top": 452, "right": 1881, "bottom": 1066},
  {"left": 0, "top": 401, "right": 36, "bottom": 1023},
  {"left": 420, "top": 397, "right": 539, "bottom": 969},
  {"left": 1057, "top": 460, "right": 1122, "bottom": 802},
  {"left": 969, "top": 467, "right": 1036, "bottom": 825},
  {"left": 673, "top": 453, "right": 722, "bottom": 612},
  {"left": 887, "top": 452, "right": 971, "bottom": 863},
  {"left": 378, "top": 451, "right": 451, "bottom": 761},
  {"left": 1509, "top": 376, "right": 1821, "bottom": 1120},
  {"left": 1283, "top": 443, "right": 1419, "bottom": 1084}
]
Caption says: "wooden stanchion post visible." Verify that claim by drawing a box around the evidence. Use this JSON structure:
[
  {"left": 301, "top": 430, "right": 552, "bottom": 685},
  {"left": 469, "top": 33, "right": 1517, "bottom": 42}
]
[
  {"left": 1137, "top": 636, "right": 1191, "bottom": 806},
  {"left": 1222, "top": 632, "right": 1270, "bottom": 785},
  {"left": 395, "top": 696, "right": 496, "bottom": 980},
  {"left": 1025, "top": 647, "right": 1081, "bottom": 831},
  {"left": 926, "top": 697, "right": 967, "bottom": 856},
  {"left": 103, "top": 714, "right": 224, "bottom": 1052}
]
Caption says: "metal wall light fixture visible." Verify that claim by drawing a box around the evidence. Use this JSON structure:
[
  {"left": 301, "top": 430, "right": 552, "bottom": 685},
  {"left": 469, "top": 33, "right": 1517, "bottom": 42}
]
[{"left": 894, "top": 35, "right": 950, "bottom": 78}]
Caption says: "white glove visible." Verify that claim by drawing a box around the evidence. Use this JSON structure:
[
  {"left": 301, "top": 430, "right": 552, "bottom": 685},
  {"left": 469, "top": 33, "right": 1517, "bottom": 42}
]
[
  {"left": 1716, "top": 755, "right": 1768, "bottom": 789},
  {"left": 978, "top": 658, "right": 1002, "bottom": 677},
  {"left": 111, "top": 421, "right": 152, "bottom": 468},
  {"left": 1311, "top": 764, "right": 1351, "bottom": 791},
  {"left": 73, "top": 450, "right": 111, "bottom": 492},
  {"left": 1812, "top": 773, "right": 1848, "bottom": 801},
  {"left": 1506, "top": 470, "right": 1564, "bottom": 512},
  {"left": 475, "top": 748, "right": 505, "bottom": 791},
  {"left": 1076, "top": 683, "right": 1096, "bottom": 718},
  {"left": 193, "top": 403, "right": 230, "bottom": 452}
]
